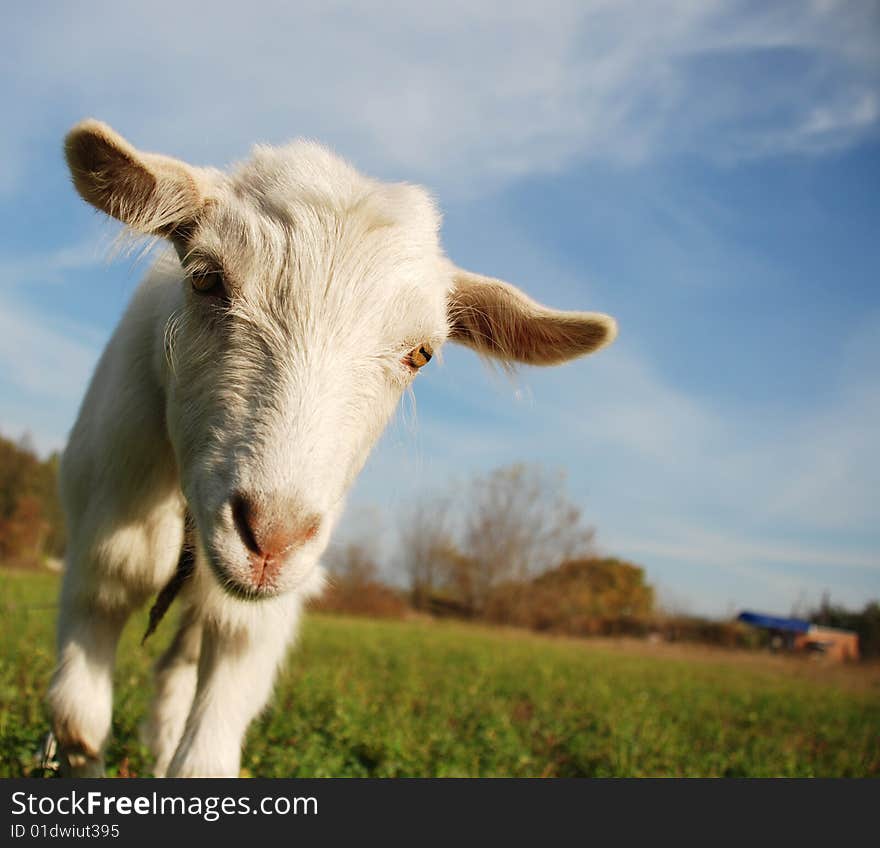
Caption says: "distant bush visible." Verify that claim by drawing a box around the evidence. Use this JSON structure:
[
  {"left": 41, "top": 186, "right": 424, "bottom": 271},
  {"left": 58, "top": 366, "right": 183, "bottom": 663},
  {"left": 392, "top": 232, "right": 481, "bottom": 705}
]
[
  {"left": 485, "top": 557, "right": 655, "bottom": 635},
  {"left": 313, "top": 577, "right": 408, "bottom": 619},
  {"left": 0, "top": 433, "right": 65, "bottom": 568},
  {"left": 310, "top": 543, "right": 408, "bottom": 619},
  {"left": 476, "top": 556, "right": 766, "bottom": 648},
  {"left": 652, "top": 615, "right": 759, "bottom": 649}
]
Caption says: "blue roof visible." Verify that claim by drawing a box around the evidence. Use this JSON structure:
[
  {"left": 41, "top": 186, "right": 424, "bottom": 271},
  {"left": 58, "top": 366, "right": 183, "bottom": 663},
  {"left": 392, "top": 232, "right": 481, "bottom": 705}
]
[{"left": 737, "top": 611, "right": 811, "bottom": 633}]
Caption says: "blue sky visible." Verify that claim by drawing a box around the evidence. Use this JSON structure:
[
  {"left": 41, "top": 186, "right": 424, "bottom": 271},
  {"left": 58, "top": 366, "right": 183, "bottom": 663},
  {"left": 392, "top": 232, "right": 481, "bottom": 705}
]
[{"left": 1, "top": 1, "right": 878, "bottom": 616}]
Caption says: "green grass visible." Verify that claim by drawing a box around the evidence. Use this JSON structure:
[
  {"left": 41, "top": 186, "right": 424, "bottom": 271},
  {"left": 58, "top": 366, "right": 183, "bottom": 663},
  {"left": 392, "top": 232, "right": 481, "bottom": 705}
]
[{"left": 2, "top": 569, "right": 878, "bottom": 777}]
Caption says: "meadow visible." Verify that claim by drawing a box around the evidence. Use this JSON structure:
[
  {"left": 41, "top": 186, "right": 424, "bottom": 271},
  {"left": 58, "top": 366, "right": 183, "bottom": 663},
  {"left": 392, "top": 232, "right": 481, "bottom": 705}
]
[{"left": 1, "top": 569, "right": 878, "bottom": 777}]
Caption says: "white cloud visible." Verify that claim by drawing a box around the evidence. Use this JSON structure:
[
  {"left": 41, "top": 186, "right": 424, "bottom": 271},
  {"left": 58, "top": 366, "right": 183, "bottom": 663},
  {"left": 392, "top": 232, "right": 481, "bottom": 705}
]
[
  {"left": 2, "top": 1, "right": 877, "bottom": 196},
  {"left": 0, "top": 238, "right": 108, "bottom": 288},
  {"left": 615, "top": 527, "right": 878, "bottom": 572},
  {"left": 760, "top": 315, "right": 880, "bottom": 532},
  {"left": 0, "top": 293, "right": 100, "bottom": 450}
]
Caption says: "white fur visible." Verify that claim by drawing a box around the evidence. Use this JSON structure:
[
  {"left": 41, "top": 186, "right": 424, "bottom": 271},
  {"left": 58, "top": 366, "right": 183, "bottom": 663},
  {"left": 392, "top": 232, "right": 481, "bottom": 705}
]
[{"left": 47, "top": 121, "right": 616, "bottom": 777}]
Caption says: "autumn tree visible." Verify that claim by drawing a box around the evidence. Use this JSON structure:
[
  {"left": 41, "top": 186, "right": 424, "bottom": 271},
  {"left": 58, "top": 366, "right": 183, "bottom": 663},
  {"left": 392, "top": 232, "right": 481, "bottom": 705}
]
[
  {"left": 400, "top": 464, "right": 596, "bottom": 616},
  {"left": 398, "top": 492, "right": 456, "bottom": 610},
  {"left": 0, "top": 432, "right": 66, "bottom": 567},
  {"left": 460, "top": 464, "right": 595, "bottom": 614},
  {"left": 485, "top": 557, "right": 654, "bottom": 633}
]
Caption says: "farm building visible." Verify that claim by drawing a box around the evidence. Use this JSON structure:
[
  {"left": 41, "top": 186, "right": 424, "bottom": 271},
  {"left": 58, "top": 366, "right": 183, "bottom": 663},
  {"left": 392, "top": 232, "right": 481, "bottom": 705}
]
[{"left": 737, "top": 611, "right": 859, "bottom": 661}]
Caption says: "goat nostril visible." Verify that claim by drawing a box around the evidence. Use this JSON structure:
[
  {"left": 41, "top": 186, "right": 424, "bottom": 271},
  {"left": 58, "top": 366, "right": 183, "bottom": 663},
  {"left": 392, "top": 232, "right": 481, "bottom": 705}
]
[
  {"left": 230, "top": 492, "right": 322, "bottom": 564},
  {"left": 231, "top": 493, "right": 261, "bottom": 556}
]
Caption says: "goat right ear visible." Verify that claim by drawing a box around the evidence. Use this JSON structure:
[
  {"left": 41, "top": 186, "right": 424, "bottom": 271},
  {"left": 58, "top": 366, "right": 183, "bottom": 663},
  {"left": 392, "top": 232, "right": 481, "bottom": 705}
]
[
  {"left": 64, "top": 119, "right": 211, "bottom": 236},
  {"left": 447, "top": 268, "right": 617, "bottom": 366}
]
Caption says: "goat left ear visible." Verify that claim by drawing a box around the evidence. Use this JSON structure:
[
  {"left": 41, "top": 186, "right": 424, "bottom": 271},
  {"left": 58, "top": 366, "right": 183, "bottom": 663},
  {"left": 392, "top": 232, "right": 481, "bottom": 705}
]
[
  {"left": 447, "top": 269, "right": 617, "bottom": 366},
  {"left": 64, "top": 119, "right": 212, "bottom": 236}
]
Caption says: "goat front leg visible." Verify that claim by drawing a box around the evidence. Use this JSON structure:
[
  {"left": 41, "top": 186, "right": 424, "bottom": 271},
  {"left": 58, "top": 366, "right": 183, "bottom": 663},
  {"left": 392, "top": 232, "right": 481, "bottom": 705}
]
[
  {"left": 166, "top": 600, "right": 298, "bottom": 777},
  {"left": 144, "top": 604, "right": 203, "bottom": 777},
  {"left": 47, "top": 595, "right": 131, "bottom": 777}
]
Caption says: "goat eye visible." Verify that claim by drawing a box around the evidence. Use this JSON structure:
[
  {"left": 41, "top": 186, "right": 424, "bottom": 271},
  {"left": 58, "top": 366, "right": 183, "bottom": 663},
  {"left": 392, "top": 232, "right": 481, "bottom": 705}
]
[
  {"left": 407, "top": 343, "right": 434, "bottom": 369},
  {"left": 191, "top": 271, "right": 224, "bottom": 295}
]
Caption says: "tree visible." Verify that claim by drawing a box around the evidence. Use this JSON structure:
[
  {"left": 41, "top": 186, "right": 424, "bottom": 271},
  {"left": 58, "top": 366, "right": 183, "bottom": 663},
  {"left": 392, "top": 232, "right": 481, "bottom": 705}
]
[
  {"left": 486, "top": 557, "right": 655, "bottom": 634},
  {"left": 460, "top": 464, "right": 595, "bottom": 614},
  {"left": 398, "top": 492, "right": 456, "bottom": 610},
  {"left": 0, "top": 432, "right": 66, "bottom": 566},
  {"left": 314, "top": 541, "right": 407, "bottom": 618},
  {"left": 399, "top": 463, "right": 596, "bottom": 616},
  {"left": 809, "top": 594, "right": 880, "bottom": 659}
]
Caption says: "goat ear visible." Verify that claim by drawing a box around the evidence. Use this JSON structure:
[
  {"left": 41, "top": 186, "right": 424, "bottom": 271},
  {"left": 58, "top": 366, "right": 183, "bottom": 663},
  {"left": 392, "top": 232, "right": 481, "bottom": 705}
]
[
  {"left": 64, "top": 119, "right": 210, "bottom": 236},
  {"left": 447, "top": 269, "right": 617, "bottom": 366}
]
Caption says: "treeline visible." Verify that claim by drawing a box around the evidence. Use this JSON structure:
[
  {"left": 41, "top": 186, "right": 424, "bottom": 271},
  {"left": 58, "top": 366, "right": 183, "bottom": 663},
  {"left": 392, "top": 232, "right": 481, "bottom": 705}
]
[
  {"left": 317, "top": 464, "right": 879, "bottom": 655},
  {"left": 0, "top": 433, "right": 65, "bottom": 567},
  {"left": 3, "top": 441, "right": 876, "bottom": 657}
]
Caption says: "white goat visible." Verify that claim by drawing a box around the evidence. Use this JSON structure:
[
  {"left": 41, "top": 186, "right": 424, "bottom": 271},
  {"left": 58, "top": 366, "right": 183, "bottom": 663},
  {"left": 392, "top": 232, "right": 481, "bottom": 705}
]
[{"left": 47, "top": 120, "right": 617, "bottom": 777}]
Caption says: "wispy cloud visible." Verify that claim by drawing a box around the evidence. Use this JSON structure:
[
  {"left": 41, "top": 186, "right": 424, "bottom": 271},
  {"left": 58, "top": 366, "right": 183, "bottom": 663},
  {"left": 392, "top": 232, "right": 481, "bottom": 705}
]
[
  {"left": 614, "top": 527, "right": 879, "bottom": 573},
  {"left": 0, "top": 238, "right": 107, "bottom": 288},
  {"left": 0, "top": 293, "right": 98, "bottom": 400},
  {"left": 761, "top": 315, "right": 880, "bottom": 533},
  {"left": 548, "top": 336, "right": 880, "bottom": 560},
  {"left": 0, "top": 291, "right": 100, "bottom": 453},
  {"left": 2, "top": 1, "right": 878, "bottom": 196}
]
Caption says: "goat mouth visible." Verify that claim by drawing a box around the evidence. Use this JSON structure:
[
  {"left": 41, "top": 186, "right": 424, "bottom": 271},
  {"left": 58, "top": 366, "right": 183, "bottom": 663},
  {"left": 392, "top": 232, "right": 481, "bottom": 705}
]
[{"left": 203, "top": 551, "right": 281, "bottom": 602}]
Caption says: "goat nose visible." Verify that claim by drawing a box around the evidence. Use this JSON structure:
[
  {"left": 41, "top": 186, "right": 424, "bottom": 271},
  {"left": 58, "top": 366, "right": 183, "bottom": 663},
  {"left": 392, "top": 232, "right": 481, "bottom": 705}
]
[{"left": 230, "top": 492, "right": 321, "bottom": 561}]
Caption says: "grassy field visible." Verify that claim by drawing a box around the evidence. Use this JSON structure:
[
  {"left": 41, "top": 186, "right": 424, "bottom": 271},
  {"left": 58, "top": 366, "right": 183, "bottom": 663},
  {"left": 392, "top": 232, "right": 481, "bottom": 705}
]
[{"left": 1, "top": 569, "right": 878, "bottom": 777}]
